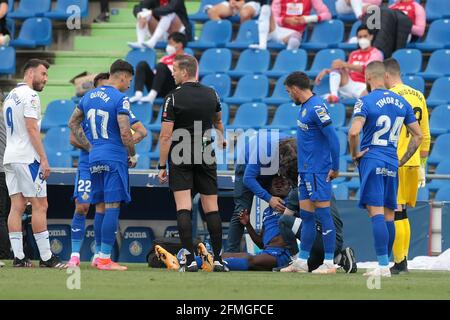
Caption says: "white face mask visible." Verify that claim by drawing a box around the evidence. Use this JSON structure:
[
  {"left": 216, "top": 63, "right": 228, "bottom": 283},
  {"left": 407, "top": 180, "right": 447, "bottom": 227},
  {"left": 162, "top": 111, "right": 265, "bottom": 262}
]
[
  {"left": 358, "top": 38, "right": 371, "bottom": 50},
  {"left": 165, "top": 44, "right": 177, "bottom": 55}
]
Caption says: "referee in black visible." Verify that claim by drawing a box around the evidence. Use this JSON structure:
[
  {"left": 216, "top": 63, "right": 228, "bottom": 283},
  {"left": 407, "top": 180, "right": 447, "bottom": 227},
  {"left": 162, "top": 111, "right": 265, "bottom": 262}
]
[{"left": 158, "top": 55, "right": 227, "bottom": 272}]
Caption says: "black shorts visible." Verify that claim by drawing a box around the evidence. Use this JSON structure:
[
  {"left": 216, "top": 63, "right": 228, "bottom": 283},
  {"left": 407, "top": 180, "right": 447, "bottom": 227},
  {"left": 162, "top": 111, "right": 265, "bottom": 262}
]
[{"left": 169, "top": 162, "right": 218, "bottom": 195}]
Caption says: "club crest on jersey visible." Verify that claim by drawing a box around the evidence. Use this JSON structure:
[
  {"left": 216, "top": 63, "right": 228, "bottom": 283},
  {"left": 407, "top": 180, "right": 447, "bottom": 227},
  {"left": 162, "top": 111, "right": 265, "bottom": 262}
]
[
  {"left": 122, "top": 99, "right": 130, "bottom": 110},
  {"left": 81, "top": 192, "right": 89, "bottom": 201},
  {"left": 302, "top": 108, "right": 307, "bottom": 118},
  {"left": 314, "top": 106, "right": 330, "bottom": 123}
]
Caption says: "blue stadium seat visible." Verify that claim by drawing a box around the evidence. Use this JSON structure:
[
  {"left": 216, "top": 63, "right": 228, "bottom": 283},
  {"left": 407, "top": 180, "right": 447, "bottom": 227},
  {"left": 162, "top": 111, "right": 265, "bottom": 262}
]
[
  {"left": 305, "top": 49, "right": 346, "bottom": 78},
  {"left": 118, "top": 227, "right": 155, "bottom": 263},
  {"left": 44, "top": 126, "right": 73, "bottom": 153},
  {"left": 8, "top": 0, "right": 14, "bottom": 12},
  {"left": 6, "top": 18, "right": 15, "bottom": 38},
  {"left": 427, "top": 159, "right": 450, "bottom": 191},
  {"left": 135, "top": 155, "right": 150, "bottom": 170},
  {"left": 429, "top": 104, "right": 450, "bottom": 135},
  {"left": 228, "top": 103, "right": 268, "bottom": 130},
  {"left": 338, "top": 20, "right": 360, "bottom": 50},
  {"left": 264, "top": 49, "right": 307, "bottom": 78},
  {"left": 415, "top": 19, "right": 450, "bottom": 51},
  {"left": 47, "top": 151, "right": 73, "bottom": 167},
  {"left": 402, "top": 75, "right": 425, "bottom": 93},
  {"left": 224, "top": 74, "right": 269, "bottom": 105},
  {"left": 332, "top": 184, "right": 349, "bottom": 200},
  {"left": 220, "top": 102, "right": 229, "bottom": 125},
  {"left": 131, "top": 101, "right": 152, "bottom": 125},
  {"left": 262, "top": 75, "right": 291, "bottom": 105},
  {"left": 312, "top": 74, "right": 330, "bottom": 98},
  {"left": 189, "top": 0, "right": 222, "bottom": 21},
  {"left": 44, "top": 0, "right": 88, "bottom": 20},
  {"left": 302, "top": 20, "right": 344, "bottom": 50},
  {"left": 322, "top": 0, "right": 337, "bottom": 17},
  {"left": 435, "top": 186, "right": 450, "bottom": 201},
  {"left": 346, "top": 177, "right": 360, "bottom": 190},
  {"left": 148, "top": 140, "right": 160, "bottom": 159},
  {"left": 428, "top": 134, "right": 450, "bottom": 165},
  {"left": 336, "top": 130, "right": 347, "bottom": 156},
  {"left": 201, "top": 73, "right": 231, "bottom": 99},
  {"left": 135, "top": 133, "right": 153, "bottom": 153},
  {"left": 417, "top": 49, "right": 450, "bottom": 81},
  {"left": 147, "top": 107, "right": 162, "bottom": 131},
  {"left": 41, "top": 99, "right": 76, "bottom": 131},
  {"left": 125, "top": 48, "right": 156, "bottom": 70},
  {"left": 199, "top": 48, "right": 232, "bottom": 76},
  {"left": 226, "top": 20, "right": 258, "bottom": 50},
  {"left": 417, "top": 186, "right": 430, "bottom": 202},
  {"left": 427, "top": 77, "right": 450, "bottom": 108},
  {"left": 393, "top": 49, "right": 422, "bottom": 75},
  {"left": 9, "top": 17, "right": 52, "bottom": 48},
  {"left": 8, "top": 0, "right": 51, "bottom": 19},
  {"left": 326, "top": 102, "right": 346, "bottom": 128},
  {"left": 48, "top": 224, "right": 72, "bottom": 261},
  {"left": 263, "top": 102, "right": 298, "bottom": 130},
  {"left": 189, "top": 20, "right": 232, "bottom": 49},
  {"left": 425, "top": 0, "right": 450, "bottom": 22},
  {"left": 80, "top": 225, "right": 119, "bottom": 262},
  {"left": 0, "top": 46, "right": 16, "bottom": 75},
  {"left": 228, "top": 49, "right": 270, "bottom": 78}
]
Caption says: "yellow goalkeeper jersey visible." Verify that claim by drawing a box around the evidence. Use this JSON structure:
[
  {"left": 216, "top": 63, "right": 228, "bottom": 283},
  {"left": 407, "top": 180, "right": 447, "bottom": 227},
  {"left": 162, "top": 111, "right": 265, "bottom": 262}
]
[{"left": 390, "top": 83, "right": 431, "bottom": 167}]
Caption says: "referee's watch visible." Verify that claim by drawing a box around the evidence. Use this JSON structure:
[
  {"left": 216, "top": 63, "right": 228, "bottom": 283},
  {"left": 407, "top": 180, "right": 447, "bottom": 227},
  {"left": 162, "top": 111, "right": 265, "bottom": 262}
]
[{"left": 158, "top": 164, "right": 167, "bottom": 170}]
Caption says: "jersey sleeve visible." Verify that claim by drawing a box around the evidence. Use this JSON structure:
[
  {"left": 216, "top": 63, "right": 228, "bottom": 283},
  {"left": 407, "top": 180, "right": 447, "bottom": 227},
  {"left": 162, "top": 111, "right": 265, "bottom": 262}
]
[
  {"left": 116, "top": 96, "right": 131, "bottom": 116},
  {"left": 162, "top": 94, "right": 175, "bottom": 123},
  {"left": 311, "top": 104, "right": 332, "bottom": 127},
  {"left": 128, "top": 109, "right": 140, "bottom": 126},
  {"left": 23, "top": 92, "right": 40, "bottom": 119},
  {"left": 419, "top": 96, "right": 431, "bottom": 153},
  {"left": 352, "top": 98, "right": 368, "bottom": 119}
]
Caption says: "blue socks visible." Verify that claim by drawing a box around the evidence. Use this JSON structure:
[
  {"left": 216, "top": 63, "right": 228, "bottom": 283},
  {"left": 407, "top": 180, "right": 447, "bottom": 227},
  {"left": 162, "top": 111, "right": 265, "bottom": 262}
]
[
  {"left": 94, "top": 212, "right": 105, "bottom": 254},
  {"left": 100, "top": 208, "right": 120, "bottom": 258},
  {"left": 71, "top": 213, "right": 86, "bottom": 254},
  {"left": 315, "top": 207, "right": 336, "bottom": 261},
  {"left": 223, "top": 257, "right": 249, "bottom": 271},
  {"left": 299, "top": 209, "right": 316, "bottom": 260},
  {"left": 371, "top": 215, "right": 389, "bottom": 266},
  {"left": 386, "top": 220, "right": 395, "bottom": 259}
]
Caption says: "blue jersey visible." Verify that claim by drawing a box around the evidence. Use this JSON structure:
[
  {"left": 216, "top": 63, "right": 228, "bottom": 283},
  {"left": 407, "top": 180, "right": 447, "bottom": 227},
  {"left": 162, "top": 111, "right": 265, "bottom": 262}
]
[
  {"left": 297, "top": 95, "right": 336, "bottom": 173},
  {"left": 353, "top": 89, "right": 416, "bottom": 167},
  {"left": 262, "top": 206, "right": 283, "bottom": 247},
  {"left": 78, "top": 85, "right": 131, "bottom": 164}
]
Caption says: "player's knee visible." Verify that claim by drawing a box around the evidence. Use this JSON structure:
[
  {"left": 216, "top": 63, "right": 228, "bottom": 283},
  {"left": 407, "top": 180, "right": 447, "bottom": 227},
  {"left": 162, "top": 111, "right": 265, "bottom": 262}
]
[{"left": 75, "top": 204, "right": 90, "bottom": 215}]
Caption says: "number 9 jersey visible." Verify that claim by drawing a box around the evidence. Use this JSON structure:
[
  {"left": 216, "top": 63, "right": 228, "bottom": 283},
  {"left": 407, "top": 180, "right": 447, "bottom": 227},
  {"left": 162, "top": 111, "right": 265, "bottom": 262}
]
[{"left": 353, "top": 89, "right": 417, "bottom": 168}]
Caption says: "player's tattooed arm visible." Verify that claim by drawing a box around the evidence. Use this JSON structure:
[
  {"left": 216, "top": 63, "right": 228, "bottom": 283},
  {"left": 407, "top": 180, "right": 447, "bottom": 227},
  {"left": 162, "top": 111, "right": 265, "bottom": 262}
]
[
  {"left": 131, "top": 121, "right": 147, "bottom": 144},
  {"left": 68, "top": 108, "right": 91, "bottom": 152},
  {"left": 118, "top": 114, "right": 136, "bottom": 157},
  {"left": 399, "top": 121, "right": 423, "bottom": 167}
]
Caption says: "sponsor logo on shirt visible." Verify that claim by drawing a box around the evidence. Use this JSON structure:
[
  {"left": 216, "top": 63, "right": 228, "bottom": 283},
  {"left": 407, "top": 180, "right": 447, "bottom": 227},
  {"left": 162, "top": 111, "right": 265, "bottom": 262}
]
[
  {"left": 375, "top": 167, "right": 397, "bottom": 177},
  {"left": 354, "top": 99, "right": 363, "bottom": 114},
  {"left": 314, "top": 106, "right": 331, "bottom": 123}
]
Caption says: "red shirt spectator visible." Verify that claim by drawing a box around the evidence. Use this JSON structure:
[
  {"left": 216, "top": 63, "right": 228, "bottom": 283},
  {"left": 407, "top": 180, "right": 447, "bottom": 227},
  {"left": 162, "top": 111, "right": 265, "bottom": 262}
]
[
  {"left": 348, "top": 47, "right": 383, "bottom": 83},
  {"left": 389, "top": 0, "right": 426, "bottom": 37}
]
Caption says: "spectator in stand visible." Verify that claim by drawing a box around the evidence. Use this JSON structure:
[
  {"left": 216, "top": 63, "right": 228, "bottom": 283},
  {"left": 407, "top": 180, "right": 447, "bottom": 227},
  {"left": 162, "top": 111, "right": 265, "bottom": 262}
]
[
  {"left": 250, "top": 0, "right": 331, "bottom": 50},
  {"left": 94, "top": 0, "right": 110, "bottom": 23},
  {"left": 207, "top": 0, "right": 263, "bottom": 23},
  {"left": 389, "top": 0, "right": 426, "bottom": 39},
  {"left": 335, "top": 0, "right": 381, "bottom": 20},
  {"left": 0, "top": 0, "right": 10, "bottom": 46},
  {"left": 129, "top": 32, "right": 187, "bottom": 104},
  {"left": 128, "top": 0, "right": 192, "bottom": 49},
  {"left": 315, "top": 24, "right": 383, "bottom": 103}
]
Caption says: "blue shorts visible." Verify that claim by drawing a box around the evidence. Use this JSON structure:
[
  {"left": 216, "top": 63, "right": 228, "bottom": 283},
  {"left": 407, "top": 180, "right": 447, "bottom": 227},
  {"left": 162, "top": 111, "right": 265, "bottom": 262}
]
[
  {"left": 358, "top": 157, "right": 398, "bottom": 210},
  {"left": 90, "top": 161, "right": 131, "bottom": 204},
  {"left": 298, "top": 173, "right": 332, "bottom": 202},
  {"left": 259, "top": 247, "right": 291, "bottom": 267},
  {"left": 73, "top": 166, "right": 92, "bottom": 204}
]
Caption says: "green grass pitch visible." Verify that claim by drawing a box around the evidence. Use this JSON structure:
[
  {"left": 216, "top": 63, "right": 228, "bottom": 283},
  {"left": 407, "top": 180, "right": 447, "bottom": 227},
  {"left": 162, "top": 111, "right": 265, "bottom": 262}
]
[{"left": 0, "top": 262, "right": 450, "bottom": 299}]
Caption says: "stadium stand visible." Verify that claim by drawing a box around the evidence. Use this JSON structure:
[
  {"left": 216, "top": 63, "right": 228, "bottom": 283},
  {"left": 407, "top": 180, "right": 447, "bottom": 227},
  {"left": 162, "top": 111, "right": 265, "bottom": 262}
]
[
  {"left": 402, "top": 75, "right": 425, "bottom": 93},
  {"left": 435, "top": 185, "right": 450, "bottom": 201},
  {"left": 337, "top": 20, "right": 360, "bottom": 50},
  {"left": 305, "top": 49, "right": 346, "bottom": 78},
  {"left": 198, "top": 48, "right": 232, "bottom": 76},
  {"left": 225, "top": 19, "right": 258, "bottom": 50},
  {"left": 9, "top": 17, "right": 52, "bottom": 48},
  {"left": 125, "top": 48, "right": 156, "bottom": 70},
  {"left": 228, "top": 102, "right": 268, "bottom": 130},
  {"left": 147, "top": 107, "right": 163, "bottom": 131},
  {"left": 327, "top": 102, "right": 346, "bottom": 128},
  {"left": 131, "top": 101, "right": 152, "bottom": 125},
  {"left": 332, "top": 184, "right": 349, "bottom": 201},
  {"left": 43, "top": 127, "right": 73, "bottom": 154},
  {"left": 414, "top": 19, "right": 450, "bottom": 51},
  {"left": 224, "top": 74, "right": 269, "bottom": 105},
  {"left": 425, "top": 0, "right": 450, "bottom": 22},
  {"left": 228, "top": 48, "right": 270, "bottom": 78},
  {"left": 41, "top": 99, "right": 76, "bottom": 132},
  {"left": 427, "top": 159, "right": 450, "bottom": 191},
  {"left": 7, "top": 0, "right": 51, "bottom": 19},
  {"left": 302, "top": 19, "right": 345, "bottom": 50},
  {"left": 47, "top": 151, "right": 73, "bottom": 168},
  {"left": 0, "top": 46, "right": 15, "bottom": 75},
  {"left": 392, "top": 49, "right": 423, "bottom": 75},
  {"left": 264, "top": 49, "right": 308, "bottom": 78},
  {"left": 427, "top": 77, "right": 450, "bottom": 108},
  {"left": 220, "top": 102, "right": 229, "bottom": 125},
  {"left": 263, "top": 102, "right": 298, "bottom": 131},
  {"left": 429, "top": 104, "right": 450, "bottom": 136},
  {"left": 189, "top": 0, "right": 222, "bottom": 22},
  {"left": 44, "top": 0, "right": 89, "bottom": 20},
  {"left": 417, "top": 49, "right": 450, "bottom": 80},
  {"left": 188, "top": 19, "right": 232, "bottom": 49},
  {"left": 428, "top": 134, "right": 450, "bottom": 165},
  {"left": 261, "top": 75, "right": 292, "bottom": 105},
  {"left": 201, "top": 73, "right": 232, "bottom": 99}
]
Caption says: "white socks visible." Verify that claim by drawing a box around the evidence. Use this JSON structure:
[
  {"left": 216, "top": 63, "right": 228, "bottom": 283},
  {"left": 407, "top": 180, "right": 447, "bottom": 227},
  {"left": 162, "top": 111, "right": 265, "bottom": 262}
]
[
  {"left": 130, "top": 90, "right": 143, "bottom": 103},
  {"left": 287, "top": 36, "right": 300, "bottom": 50},
  {"left": 329, "top": 71, "right": 341, "bottom": 97},
  {"left": 350, "top": 0, "right": 364, "bottom": 18},
  {"left": 9, "top": 232, "right": 25, "bottom": 260},
  {"left": 34, "top": 231, "right": 52, "bottom": 261},
  {"left": 257, "top": 5, "right": 271, "bottom": 50},
  {"left": 141, "top": 89, "right": 158, "bottom": 103},
  {"left": 136, "top": 23, "right": 149, "bottom": 44},
  {"left": 99, "top": 252, "right": 111, "bottom": 259},
  {"left": 145, "top": 13, "right": 175, "bottom": 49}
]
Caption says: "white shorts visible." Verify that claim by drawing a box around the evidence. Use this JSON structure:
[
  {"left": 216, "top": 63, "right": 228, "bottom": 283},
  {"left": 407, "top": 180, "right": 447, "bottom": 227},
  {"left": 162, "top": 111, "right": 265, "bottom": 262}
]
[
  {"left": 4, "top": 161, "right": 47, "bottom": 198},
  {"left": 269, "top": 25, "right": 302, "bottom": 44},
  {"left": 339, "top": 77, "right": 367, "bottom": 99},
  {"left": 221, "top": 1, "right": 261, "bottom": 17}
]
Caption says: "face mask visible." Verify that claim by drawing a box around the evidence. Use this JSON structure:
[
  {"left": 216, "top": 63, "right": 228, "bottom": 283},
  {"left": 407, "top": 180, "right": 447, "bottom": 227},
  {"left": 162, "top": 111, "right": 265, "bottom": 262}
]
[
  {"left": 358, "top": 38, "right": 371, "bottom": 50},
  {"left": 165, "top": 44, "right": 176, "bottom": 55}
]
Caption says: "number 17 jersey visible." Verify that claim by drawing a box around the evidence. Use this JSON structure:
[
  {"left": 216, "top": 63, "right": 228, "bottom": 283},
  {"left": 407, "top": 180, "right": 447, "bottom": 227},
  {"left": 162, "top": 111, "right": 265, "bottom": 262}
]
[
  {"left": 353, "top": 89, "right": 416, "bottom": 167},
  {"left": 78, "top": 85, "right": 131, "bottom": 164}
]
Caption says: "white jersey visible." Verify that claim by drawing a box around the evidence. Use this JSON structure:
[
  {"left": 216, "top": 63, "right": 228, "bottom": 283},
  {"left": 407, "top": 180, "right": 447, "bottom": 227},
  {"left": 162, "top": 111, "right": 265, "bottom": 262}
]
[{"left": 2, "top": 83, "right": 42, "bottom": 165}]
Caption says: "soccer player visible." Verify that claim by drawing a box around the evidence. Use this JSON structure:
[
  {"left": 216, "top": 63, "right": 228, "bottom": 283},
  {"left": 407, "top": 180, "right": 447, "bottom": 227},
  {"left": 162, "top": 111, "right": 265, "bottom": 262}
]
[
  {"left": 383, "top": 58, "right": 430, "bottom": 274},
  {"left": 68, "top": 60, "right": 137, "bottom": 271},
  {"left": 250, "top": 0, "right": 331, "bottom": 50},
  {"left": 3, "top": 59, "right": 66, "bottom": 268},
  {"left": 348, "top": 61, "right": 422, "bottom": 277},
  {"left": 281, "top": 71, "right": 340, "bottom": 274},
  {"left": 315, "top": 24, "right": 383, "bottom": 104},
  {"left": 67, "top": 72, "right": 147, "bottom": 268}
]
